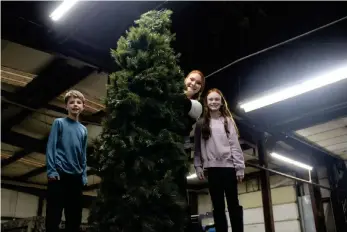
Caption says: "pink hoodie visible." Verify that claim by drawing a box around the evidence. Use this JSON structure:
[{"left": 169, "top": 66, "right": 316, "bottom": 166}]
[{"left": 194, "top": 117, "right": 245, "bottom": 176}]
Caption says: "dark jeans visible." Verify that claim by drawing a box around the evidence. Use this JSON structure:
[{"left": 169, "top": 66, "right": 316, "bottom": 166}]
[
  {"left": 207, "top": 167, "right": 243, "bottom": 232},
  {"left": 46, "top": 172, "right": 83, "bottom": 232}
]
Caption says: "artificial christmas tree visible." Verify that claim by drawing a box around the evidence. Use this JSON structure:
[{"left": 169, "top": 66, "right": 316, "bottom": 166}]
[{"left": 88, "top": 10, "right": 193, "bottom": 232}]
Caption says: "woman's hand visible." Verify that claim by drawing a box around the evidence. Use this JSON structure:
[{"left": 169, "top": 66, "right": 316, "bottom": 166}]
[{"left": 236, "top": 169, "right": 244, "bottom": 183}]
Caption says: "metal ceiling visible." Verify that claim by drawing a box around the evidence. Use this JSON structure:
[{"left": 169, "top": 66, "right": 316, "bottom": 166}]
[
  {"left": 296, "top": 117, "right": 347, "bottom": 160},
  {"left": 1, "top": 1, "right": 347, "bottom": 193}
]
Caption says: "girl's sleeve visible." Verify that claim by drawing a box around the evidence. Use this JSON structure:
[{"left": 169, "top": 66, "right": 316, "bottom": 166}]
[{"left": 228, "top": 118, "right": 245, "bottom": 176}]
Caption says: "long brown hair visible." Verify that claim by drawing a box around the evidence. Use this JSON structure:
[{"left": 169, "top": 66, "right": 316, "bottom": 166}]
[
  {"left": 184, "top": 70, "right": 205, "bottom": 100},
  {"left": 201, "top": 88, "right": 239, "bottom": 140}
]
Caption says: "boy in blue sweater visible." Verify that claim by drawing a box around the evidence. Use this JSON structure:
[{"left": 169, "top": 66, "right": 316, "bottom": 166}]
[{"left": 45, "top": 90, "right": 88, "bottom": 232}]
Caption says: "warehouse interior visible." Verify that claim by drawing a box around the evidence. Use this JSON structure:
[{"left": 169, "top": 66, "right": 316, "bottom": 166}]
[{"left": 1, "top": 1, "right": 347, "bottom": 232}]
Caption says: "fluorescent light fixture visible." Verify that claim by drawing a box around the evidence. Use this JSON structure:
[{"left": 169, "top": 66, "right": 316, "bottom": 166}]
[
  {"left": 50, "top": 0, "right": 79, "bottom": 21},
  {"left": 240, "top": 66, "right": 347, "bottom": 112},
  {"left": 187, "top": 173, "right": 197, "bottom": 180},
  {"left": 271, "top": 152, "right": 313, "bottom": 171}
]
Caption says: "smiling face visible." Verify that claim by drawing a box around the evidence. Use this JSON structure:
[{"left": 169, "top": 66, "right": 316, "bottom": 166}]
[
  {"left": 184, "top": 72, "right": 203, "bottom": 99},
  {"left": 66, "top": 96, "right": 84, "bottom": 117},
  {"left": 207, "top": 91, "right": 222, "bottom": 112}
]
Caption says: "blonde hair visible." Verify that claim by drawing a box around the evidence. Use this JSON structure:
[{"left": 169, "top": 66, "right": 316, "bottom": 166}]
[{"left": 64, "top": 90, "right": 85, "bottom": 104}]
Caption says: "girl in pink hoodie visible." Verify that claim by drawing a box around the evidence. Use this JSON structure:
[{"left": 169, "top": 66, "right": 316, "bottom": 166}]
[{"left": 194, "top": 88, "right": 245, "bottom": 232}]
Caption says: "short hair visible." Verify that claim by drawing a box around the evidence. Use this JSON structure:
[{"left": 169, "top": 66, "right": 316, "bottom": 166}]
[{"left": 64, "top": 90, "right": 85, "bottom": 104}]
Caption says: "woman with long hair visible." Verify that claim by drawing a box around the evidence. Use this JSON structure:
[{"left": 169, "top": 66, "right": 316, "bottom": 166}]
[{"left": 194, "top": 88, "right": 245, "bottom": 232}]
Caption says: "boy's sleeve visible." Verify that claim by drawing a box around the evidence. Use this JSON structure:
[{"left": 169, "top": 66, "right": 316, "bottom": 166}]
[
  {"left": 228, "top": 118, "right": 245, "bottom": 177},
  {"left": 46, "top": 119, "right": 60, "bottom": 178},
  {"left": 194, "top": 119, "right": 203, "bottom": 174},
  {"left": 82, "top": 129, "right": 88, "bottom": 186}
]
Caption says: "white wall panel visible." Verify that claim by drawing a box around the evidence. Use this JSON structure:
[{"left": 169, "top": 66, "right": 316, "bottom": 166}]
[
  {"left": 273, "top": 203, "right": 299, "bottom": 221},
  {"left": 1, "top": 189, "right": 18, "bottom": 217},
  {"left": 275, "top": 220, "right": 301, "bottom": 232},
  {"left": 1, "top": 188, "right": 39, "bottom": 218},
  {"left": 243, "top": 207, "right": 264, "bottom": 224},
  {"left": 14, "top": 192, "right": 39, "bottom": 218},
  {"left": 244, "top": 224, "right": 265, "bottom": 232}
]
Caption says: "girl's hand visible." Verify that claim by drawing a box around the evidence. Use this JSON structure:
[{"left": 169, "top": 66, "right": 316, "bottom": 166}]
[
  {"left": 237, "top": 175, "right": 244, "bottom": 183},
  {"left": 197, "top": 171, "right": 205, "bottom": 180}
]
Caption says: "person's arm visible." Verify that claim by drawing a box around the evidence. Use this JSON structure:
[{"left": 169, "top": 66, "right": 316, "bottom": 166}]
[
  {"left": 227, "top": 118, "right": 245, "bottom": 177},
  {"left": 188, "top": 99, "right": 202, "bottom": 120},
  {"left": 194, "top": 119, "right": 204, "bottom": 179},
  {"left": 180, "top": 95, "right": 202, "bottom": 120},
  {"left": 46, "top": 119, "right": 61, "bottom": 179},
  {"left": 82, "top": 129, "right": 88, "bottom": 186}
]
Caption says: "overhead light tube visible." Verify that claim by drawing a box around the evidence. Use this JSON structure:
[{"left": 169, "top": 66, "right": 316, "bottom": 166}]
[
  {"left": 271, "top": 152, "right": 313, "bottom": 171},
  {"left": 240, "top": 66, "right": 347, "bottom": 112},
  {"left": 50, "top": 0, "right": 79, "bottom": 21}
]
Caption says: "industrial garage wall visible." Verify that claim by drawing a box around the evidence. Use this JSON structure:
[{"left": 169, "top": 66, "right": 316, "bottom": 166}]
[
  {"left": 1, "top": 188, "right": 39, "bottom": 221},
  {"left": 197, "top": 174, "right": 301, "bottom": 232},
  {"left": 1, "top": 188, "right": 90, "bottom": 223}
]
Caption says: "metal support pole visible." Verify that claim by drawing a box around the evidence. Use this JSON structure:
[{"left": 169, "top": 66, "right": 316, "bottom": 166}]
[
  {"left": 246, "top": 162, "right": 331, "bottom": 190},
  {"left": 258, "top": 133, "right": 275, "bottom": 232},
  {"left": 327, "top": 159, "right": 347, "bottom": 232},
  {"left": 308, "top": 169, "right": 326, "bottom": 232},
  {"left": 37, "top": 196, "right": 44, "bottom": 216}
]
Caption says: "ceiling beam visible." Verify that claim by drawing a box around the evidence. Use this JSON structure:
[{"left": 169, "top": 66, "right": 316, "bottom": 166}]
[
  {"left": 1, "top": 149, "right": 33, "bottom": 168},
  {"left": 269, "top": 101, "right": 347, "bottom": 132},
  {"left": 15, "top": 166, "right": 47, "bottom": 181},
  {"left": 2, "top": 131, "right": 47, "bottom": 154},
  {"left": 234, "top": 113, "right": 342, "bottom": 164},
  {"left": 2, "top": 90, "right": 104, "bottom": 126},
  {"left": 1, "top": 130, "right": 93, "bottom": 163},
  {"left": 2, "top": 57, "right": 94, "bottom": 133}
]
